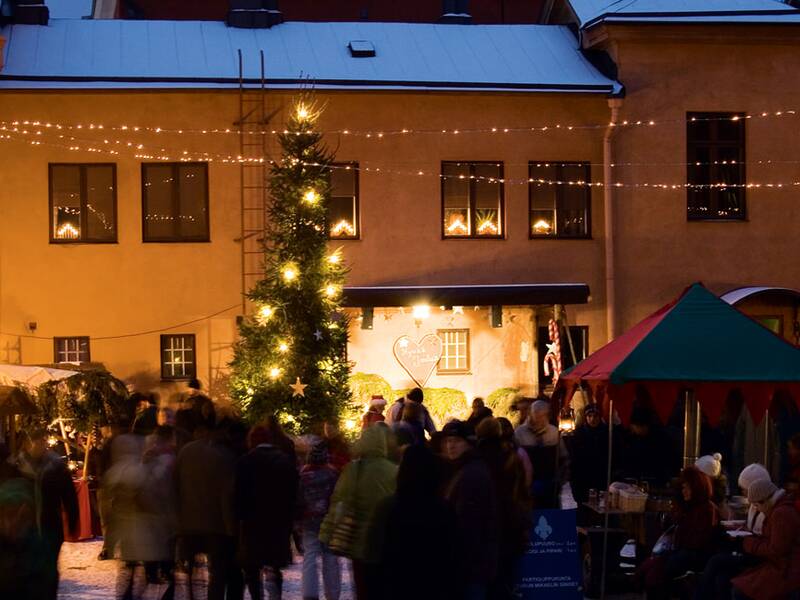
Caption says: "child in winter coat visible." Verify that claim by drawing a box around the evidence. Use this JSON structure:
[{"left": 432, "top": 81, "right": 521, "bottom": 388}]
[{"left": 298, "top": 440, "right": 341, "bottom": 600}]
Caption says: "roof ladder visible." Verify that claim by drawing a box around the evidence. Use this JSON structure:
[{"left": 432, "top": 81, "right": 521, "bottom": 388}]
[{"left": 237, "top": 49, "right": 271, "bottom": 315}]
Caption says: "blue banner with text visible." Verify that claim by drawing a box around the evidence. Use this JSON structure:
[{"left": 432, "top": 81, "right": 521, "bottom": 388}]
[{"left": 516, "top": 509, "right": 582, "bottom": 599}]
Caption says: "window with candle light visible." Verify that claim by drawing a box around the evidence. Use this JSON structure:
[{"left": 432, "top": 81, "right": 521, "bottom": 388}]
[
  {"left": 442, "top": 162, "right": 504, "bottom": 239},
  {"left": 327, "top": 162, "right": 359, "bottom": 239},
  {"left": 529, "top": 162, "right": 591, "bottom": 238},
  {"left": 49, "top": 164, "right": 117, "bottom": 243}
]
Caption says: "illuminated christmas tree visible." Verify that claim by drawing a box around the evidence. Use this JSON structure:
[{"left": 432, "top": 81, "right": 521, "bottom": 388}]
[{"left": 230, "top": 98, "right": 350, "bottom": 432}]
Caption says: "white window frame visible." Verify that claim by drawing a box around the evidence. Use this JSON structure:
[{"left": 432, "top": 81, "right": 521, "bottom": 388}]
[{"left": 437, "top": 329, "right": 470, "bottom": 374}]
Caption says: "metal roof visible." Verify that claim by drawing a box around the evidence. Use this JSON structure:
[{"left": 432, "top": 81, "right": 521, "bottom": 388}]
[
  {"left": 0, "top": 20, "right": 621, "bottom": 93},
  {"left": 341, "top": 283, "right": 591, "bottom": 307},
  {"left": 720, "top": 286, "right": 800, "bottom": 306},
  {"left": 567, "top": 0, "right": 800, "bottom": 28}
]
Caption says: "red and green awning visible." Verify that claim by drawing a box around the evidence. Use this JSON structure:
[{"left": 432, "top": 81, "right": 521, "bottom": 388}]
[{"left": 560, "top": 283, "right": 800, "bottom": 424}]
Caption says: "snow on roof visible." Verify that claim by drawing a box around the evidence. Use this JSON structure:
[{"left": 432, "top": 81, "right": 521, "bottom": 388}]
[
  {"left": 46, "top": 0, "right": 94, "bottom": 19},
  {"left": 0, "top": 20, "right": 621, "bottom": 94},
  {"left": 567, "top": 0, "right": 800, "bottom": 28}
]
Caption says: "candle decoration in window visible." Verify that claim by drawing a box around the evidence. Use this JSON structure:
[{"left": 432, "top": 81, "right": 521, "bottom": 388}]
[
  {"left": 330, "top": 219, "right": 356, "bottom": 237},
  {"left": 532, "top": 219, "right": 553, "bottom": 235},
  {"left": 55, "top": 221, "right": 81, "bottom": 239}
]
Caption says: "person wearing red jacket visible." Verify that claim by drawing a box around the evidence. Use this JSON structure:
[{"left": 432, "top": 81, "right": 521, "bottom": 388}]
[{"left": 732, "top": 478, "right": 800, "bottom": 600}]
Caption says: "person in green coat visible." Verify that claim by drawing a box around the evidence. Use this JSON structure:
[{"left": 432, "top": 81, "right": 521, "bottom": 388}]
[{"left": 320, "top": 424, "right": 397, "bottom": 600}]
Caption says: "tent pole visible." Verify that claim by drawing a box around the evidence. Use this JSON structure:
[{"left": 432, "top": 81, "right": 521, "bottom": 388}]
[
  {"left": 763, "top": 408, "right": 770, "bottom": 466},
  {"left": 682, "top": 389, "right": 700, "bottom": 468},
  {"left": 600, "top": 397, "right": 614, "bottom": 600}
]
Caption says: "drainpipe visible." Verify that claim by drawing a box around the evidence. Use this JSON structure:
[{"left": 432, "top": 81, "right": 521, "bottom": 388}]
[{"left": 603, "top": 98, "right": 622, "bottom": 342}]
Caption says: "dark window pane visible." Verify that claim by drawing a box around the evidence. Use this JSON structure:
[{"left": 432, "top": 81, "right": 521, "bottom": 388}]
[
  {"left": 52, "top": 166, "right": 82, "bottom": 240},
  {"left": 558, "top": 164, "right": 589, "bottom": 237},
  {"left": 144, "top": 164, "right": 209, "bottom": 241},
  {"left": 331, "top": 168, "right": 355, "bottom": 196},
  {"left": 143, "top": 165, "right": 175, "bottom": 239},
  {"left": 687, "top": 112, "right": 745, "bottom": 221},
  {"left": 85, "top": 166, "right": 115, "bottom": 241},
  {"left": 177, "top": 165, "right": 208, "bottom": 239}
]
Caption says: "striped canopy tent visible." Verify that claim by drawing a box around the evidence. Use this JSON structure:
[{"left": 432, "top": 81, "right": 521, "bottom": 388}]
[{"left": 559, "top": 283, "right": 800, "bottom": 426}]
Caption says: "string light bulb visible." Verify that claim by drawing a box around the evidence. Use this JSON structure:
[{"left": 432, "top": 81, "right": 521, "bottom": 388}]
[
  {"left": 303, "top": 189, "right": 320, "bottom": 204},
  {"left": 295, "top": 103, "right": 311, "bottom": 122},
  {"left": 269, "top": 367, "right": 282, "bottom": 380},
  {"left": 282, "top": 265, "right": 298, "bottom": 283},
  {"left": 278, "top": 341, "right": 290, "bottom": 353},
  {"left": 257, "top": 305, "right": 274, "bottom": 323},
  {"left": 325, "top": 284, "right": 340, "bottom": 298},
  {"left": 327, "top": 252, "right": 341, "bottom": 265}
]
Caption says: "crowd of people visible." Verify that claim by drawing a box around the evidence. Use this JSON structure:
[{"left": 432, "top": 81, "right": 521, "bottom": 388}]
[{"left": 0, "top": 382, "right": 799, "bottom": 600}]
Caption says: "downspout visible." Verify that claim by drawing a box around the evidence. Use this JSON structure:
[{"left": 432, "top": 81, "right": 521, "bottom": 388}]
[{"left": 603, "top": 98, "right": 622, "bottom": 342}]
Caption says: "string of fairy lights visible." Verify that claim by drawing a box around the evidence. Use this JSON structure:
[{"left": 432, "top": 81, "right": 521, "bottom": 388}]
[
  {"left": 1, "top": 108, "right": 797, "bottom": 138},
  {"left": 3, "top": 126, "right": 800, "bottom": 191}
]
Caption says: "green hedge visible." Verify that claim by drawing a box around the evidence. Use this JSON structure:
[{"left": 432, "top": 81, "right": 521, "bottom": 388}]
[{"left": 485, "top": 387, "right": 520, "bottom": 421}]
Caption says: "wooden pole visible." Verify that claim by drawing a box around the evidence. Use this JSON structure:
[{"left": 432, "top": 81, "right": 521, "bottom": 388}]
[{"left": 82, "top": 431, "right": 92, "bottom": 480}]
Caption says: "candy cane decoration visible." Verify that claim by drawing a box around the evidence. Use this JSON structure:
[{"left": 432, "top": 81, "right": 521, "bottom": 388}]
[{"left": 543, "top": 318, "right": 562, "bottom": 383}]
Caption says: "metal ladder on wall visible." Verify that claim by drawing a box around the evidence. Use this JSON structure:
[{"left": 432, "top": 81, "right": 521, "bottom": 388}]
[{"left": 236, "top": 49, "right": 272, "bottom": 314}]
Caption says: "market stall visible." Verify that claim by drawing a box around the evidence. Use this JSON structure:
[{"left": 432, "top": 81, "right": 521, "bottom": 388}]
[{"left": 558, "top": 283, "right": 800, "bottom": 598}]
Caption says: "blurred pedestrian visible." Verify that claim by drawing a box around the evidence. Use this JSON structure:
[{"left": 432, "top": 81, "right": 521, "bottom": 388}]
[
  {"left": 497, "top": 417, "right": 532, "bottom": 488},
  {"left": 441, "top": 420, "right": 499, "bottom": 600},
  {"left": 568, "top": 405, "right": 611, "bottom": 504},
  {"left": 297, "top": 440, "right": 341, "bottom": 600},
  {"left": 387, "top": 388, "right": 436, "bottom": 435},
  {"left": 371, "top": 445, "right": 458, "bottom": 600},
  {"left": 785, "top": 433, "right": 800, "bottom": 493},
  {"left": 175, "top": 407, "right": 237, "bottom": 600},
  {"left": 466, "top": 398, "right": 493, "bottom": 430},
  {"left": 12, "top": 428, "right": 78, "bottom": 600},
  {"left": 320, "top": 425, "right": 397, "bottom": 600},
  {"left": 475, "top": 418, "right": 531, "bottom": 600},
  {"left": 391, "top": 401, "right": 425, "bottom": 447},
  {"left": 235, "top": 424, "right": 299, "bottom": 600},
  {"left": 323, "top": 422, "right": 351, "bottom": 472},
  {"left": 515, "top": 400, "right": 569, "bottom": 508}
]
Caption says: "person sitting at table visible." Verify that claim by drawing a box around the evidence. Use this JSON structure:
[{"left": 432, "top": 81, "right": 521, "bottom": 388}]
[
  {"left": 731, "top": 478, "right": 800, "bottom": 600},
  {"left": 638, "top": 466, "right": 720, "bottom": 600},
  {"left": 694, "top": 463, "right": 774, "bottom": 600}
]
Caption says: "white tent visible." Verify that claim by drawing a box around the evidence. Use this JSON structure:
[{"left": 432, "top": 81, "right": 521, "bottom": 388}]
[{"left": 0, "top": 364, "right": 79, "bottom": 388}]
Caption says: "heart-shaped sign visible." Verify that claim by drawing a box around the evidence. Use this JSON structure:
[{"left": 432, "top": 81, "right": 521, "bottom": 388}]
[{"left": 392, "top": 334, "right": 443, "bottom": 387}]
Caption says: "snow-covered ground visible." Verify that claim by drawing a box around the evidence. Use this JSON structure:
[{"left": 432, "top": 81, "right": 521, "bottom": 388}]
[{"left": 58, "top": 539, "right": 355, "bottom": 600}]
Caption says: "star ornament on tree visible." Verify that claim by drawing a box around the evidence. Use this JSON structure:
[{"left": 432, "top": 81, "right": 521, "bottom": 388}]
[
  {"left": 290, "top": 377, "right": 307, "bottom": 397},
  {"left": 314, "top": 330, "right": 323, "bottom": 341}
]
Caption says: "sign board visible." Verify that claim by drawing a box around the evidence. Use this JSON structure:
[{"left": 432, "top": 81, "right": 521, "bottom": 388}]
[
  {"left": 392, "top": 334, "right": 443, "bottom": 387},
  {"left": 516, "top": 509, "right": 582, "bottom": 599}
]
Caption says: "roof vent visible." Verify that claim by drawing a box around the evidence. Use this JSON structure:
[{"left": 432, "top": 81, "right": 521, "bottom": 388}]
[
  {"left": 348, "top": 40, "right": 375, "bottom": 58},
  {"left": 227, "top": 0, "right": 283, "bottom": 29},
  {"left": 439, "top": 0, "right": 471, "bottom": 24},
  {"left": 8, "top": 1, "right": 49, "bottom": 25}
]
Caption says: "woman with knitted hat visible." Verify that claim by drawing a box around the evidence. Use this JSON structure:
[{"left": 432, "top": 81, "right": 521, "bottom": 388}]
[
  {"left": 731, "top": 478, "right": 800, "bottom": 600},
  {"left": 695, "top": 453, "right": 729, "bottom": 509},
  {"left": 639, "top": 467, "right": 720, "bottom": 600}
]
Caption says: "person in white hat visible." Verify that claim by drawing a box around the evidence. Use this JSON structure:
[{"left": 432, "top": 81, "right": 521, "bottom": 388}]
[
  {"left": 738, "top": 464, "right": 771, "bottom": 535},
  {"left": 731, "top": 477, "right": 800, "bottom": 600},
  {"left": 361, "top": 395, "right": 387, "bottom": 430},
  {"left": 695, "top": 453, "right": 728, "bottom": 508}
]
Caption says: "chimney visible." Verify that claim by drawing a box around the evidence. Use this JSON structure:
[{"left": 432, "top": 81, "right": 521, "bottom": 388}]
[
  {"left": 227, "top": 0, "right": 283, "bottom": 29},
  {"left": 439, "top": 0, "right": 471, "bottom": 24},
  {"left": 11, "top": 1, "right": 50, "bottom": 25}
]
